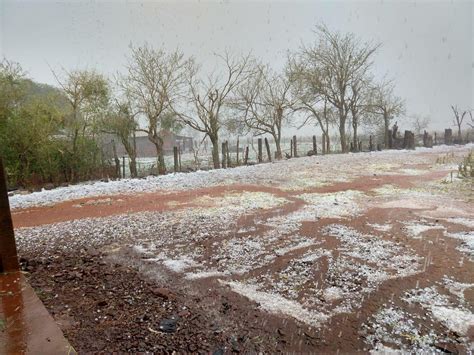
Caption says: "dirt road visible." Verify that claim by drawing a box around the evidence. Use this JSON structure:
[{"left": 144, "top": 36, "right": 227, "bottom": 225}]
[{"left": 11, "top": 145, "right": 474, "bottom": 353}]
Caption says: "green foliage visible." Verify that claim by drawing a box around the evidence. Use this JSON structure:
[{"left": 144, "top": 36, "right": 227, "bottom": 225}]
[{"left": 0, "top": 59, "right": 112, "bottom": 188}]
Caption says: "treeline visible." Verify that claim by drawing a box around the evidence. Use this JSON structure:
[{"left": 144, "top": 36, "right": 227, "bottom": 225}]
[
  {"left": 0, "top": 61, "right": 111, "bottom": 187},
  {"left": 2, "top": 24, "right": 471, "bottom": 188}
]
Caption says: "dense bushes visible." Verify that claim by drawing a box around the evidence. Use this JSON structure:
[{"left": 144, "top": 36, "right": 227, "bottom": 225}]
[{"left": 0, "top": 60, "right": 113, "bottom": 189}]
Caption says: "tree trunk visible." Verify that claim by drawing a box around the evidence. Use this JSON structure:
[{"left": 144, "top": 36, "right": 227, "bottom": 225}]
[
  {"left": 274, "top": 136, "right": 282, "bottom": 160},
  {"left": 152, "top": 140, "right": 165, "bottom": 175},
  {"left": 264, "top": 137, "right": 272, "bottom": 162},
  {"left": 210, "top": 136, "right": 220, "bottom": 169},
  {"left": 352, "top": 118, "right": 358, "bottom": 152},
  {"left": 325, "top": 132, "right": 331, "bottom": 153},
  {"left": 384, "top": 112, "right": 390, "bottom": 148},
  {"left": 129, "top": 156, "right": 137, "bottom": 178},
  {"left": 339, "top": 124, "right": 347, "bottom": 153}
]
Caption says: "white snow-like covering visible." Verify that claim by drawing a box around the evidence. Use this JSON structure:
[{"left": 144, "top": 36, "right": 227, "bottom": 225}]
[
  {"left": 162, "top": 257, "right": 198, "bottom": 273},
  {"left": 402, "top": 221, "right": 445, "bottom": 239},
  {"left": 440, "top": 217, "right": 474, "bottom": 229},
  {"left": 9, "top": 143, "right": 472, "bottom": 209},
  {"left": 363, "top": 306, "right": 439, "bottom": 352},
  {"left": 324, "top": 224, "right": 422, "bottom": 278},
  {"left": 403, "top": 286, "right": 474, "bottom": 336},
  {"left": 443, "top": 277, "right": 474, "bottom": 302},
  {"left": 369, "top": 343, "right": 402, "bottom": 354},
  {"left": 221, "top": 280, "right": 328, "bottom": 327},
  {"left": 444, "top": 230, "right": 474, "bottom": 261},
  {"left": 322, "top": 287, "right": 344, "bottom": 301},
  {"left": 297, "top": 190, "right": 365, "bottom": 219},
  {"left": 367, "top": 223, "right": 392, "bottom": 232},
  {"left": 185, "top": 270, "right": 229, "bottom": 280},
  {"left": 430, "top": 306, "right": 474, "bottom": 336}
]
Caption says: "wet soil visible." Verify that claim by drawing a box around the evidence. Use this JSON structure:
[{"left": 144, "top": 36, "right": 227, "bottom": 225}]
[{"left": 12, "top": 152, "right": 474, "bottom": 353}]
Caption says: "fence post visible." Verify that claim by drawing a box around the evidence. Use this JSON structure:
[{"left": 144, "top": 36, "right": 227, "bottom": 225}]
[
  {"left": 293, "top": 135, "right": 298, "bottom": 157},
  {"left": 445, "top": 129, "right": 453, "bottom": 145},
  {"left": 173, "top": 146, "right": 179, "bottom": 172},
  {"left": 257, "top": 138, "right": 263, "bottom": 163},
  {"left": 112, "top": 140, "right": 121, "bottom": 178},
  {"left": 290, "top": 138, "right": 293, "bottom": 157},
  {"left": 264, "top": 137, "right": 272, "bottom": 162},
  {"left": 312, "top": 135, "right": 317, "bottom": 155},
  {"left": 226, "top": 141, "right": 231, "bottom": 167},
  {"left": 0, "top": 156, "right": 19, "bottom": 273},
  {"left": 358, "top": 140, "right": 362, "bottom": 152},
  {"left": 369, "top": 135, "right": 373, "bottom": 151},
  {"left": 434, "top": 132, "right": 437, "bottom": 145},
  {"left": 236, "top": 136, "right": 240, "bottom": 166},
  {"left": 221, "top": 142, "right": 227, "bottom": 168},
  {"left": 244, "top": 146, "right": 249, "bottom": 165}
]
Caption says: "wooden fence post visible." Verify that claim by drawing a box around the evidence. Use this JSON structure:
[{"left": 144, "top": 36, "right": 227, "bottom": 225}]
[
  {"left": 257, "top": 138, "right": 263, "bottom": 163},
  {"left": 225, "top": 141, "right": 231, "bottom": 167},
  {"left": 290, "top": 138, "right": 293, "bottom": 157},
  {"left": 0, "top": 156, "right": 20, "bottom": 272},
  {"left": 445, "top": 129, "right": 453, "bottom": 145},
  {"left": 264, "top": 137, "right": 272, "bottom": 162},
  {"left": 293, "top": 135, "right": 297, "bottom": 157},
  {"left": 221, "top": 142, "right": 227, "bottom": 168},
  {"left": 244, "top": 146, "right": 249, "bottom": 165},
  {"left": 236, "top": 136, "right": 240, "bottom": 166},
  {"left": 112, "top": 140, "right": 121, "bottom": 178},
  {"left": 312, "top": 135, "right": 317, "bottom": 155},
  {"left": 369, "top": 135, "right": 373, "bottom": 151}
]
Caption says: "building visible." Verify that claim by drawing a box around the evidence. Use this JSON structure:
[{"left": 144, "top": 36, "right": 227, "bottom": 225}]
[{"left": 105, "top": 130, "right": 194, "bottom": 158}]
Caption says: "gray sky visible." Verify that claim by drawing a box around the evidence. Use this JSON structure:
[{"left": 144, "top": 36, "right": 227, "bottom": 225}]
[{"left": 1, "top": 0, "right": 473, "bottom": 131}]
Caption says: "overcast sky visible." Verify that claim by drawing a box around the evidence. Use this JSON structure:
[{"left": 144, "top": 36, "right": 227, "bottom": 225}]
[{"left": 1, "top": 0, "right": 473, "bottom": 131}]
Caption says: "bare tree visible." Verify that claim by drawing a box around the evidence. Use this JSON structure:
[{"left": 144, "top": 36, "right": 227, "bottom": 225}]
[
  {"left": 177, "top": 51, "right": 252, "bottom": 169},
  {"left": 367, "top": 80, "right": 405, "bottom": 147},
  {"left": 451, "top": 105, "right": 468, "bottom": 142},
  {"left": 120, "top": 44, "right": 188, "bottom": 174},
  {"left": 348, "top": 76, "right": 372, "bottom": 150},
  {"left": 289, "top": 64, "right": 335, "bottom": 153},
  {"left": 295, "top": 25, "right": 380, "bottom": 152},
  {"left": 235, "top": 63, "right": 293, "bottom": 159},
  {"left": 468, "top": 110, "right": 473, "bottom": 129},
  {"left": 411, "top": 114, "right": 431, "bottom": 135}
]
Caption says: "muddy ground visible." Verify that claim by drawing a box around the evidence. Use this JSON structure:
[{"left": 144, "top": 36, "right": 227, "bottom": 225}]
[{"left": 11, "top": 146, "right": 474, "bottom": 353}]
